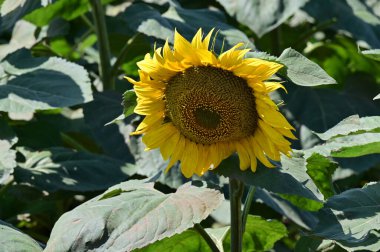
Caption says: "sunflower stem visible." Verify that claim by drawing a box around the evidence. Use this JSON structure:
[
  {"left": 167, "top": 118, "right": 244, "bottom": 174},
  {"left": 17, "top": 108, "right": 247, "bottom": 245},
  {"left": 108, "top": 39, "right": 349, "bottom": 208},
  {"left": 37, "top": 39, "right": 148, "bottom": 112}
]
[
  {"left": 89, "top": 0, "right": 114, "bottom": 90},
  {"left": 194, "top": 224, "right": 220, "bottom": 252},
  {"left": 229, "top": 177, "right": 244, "bottom": 252},
  {"left": 242, "top": 186, "right": 256, "bottom": 233}
]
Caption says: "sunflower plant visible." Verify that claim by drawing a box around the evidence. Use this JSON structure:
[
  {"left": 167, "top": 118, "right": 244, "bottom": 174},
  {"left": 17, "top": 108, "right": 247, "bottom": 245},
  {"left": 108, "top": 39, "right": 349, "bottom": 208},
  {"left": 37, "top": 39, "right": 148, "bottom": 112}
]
[{"left": 0, "top": 0, "right": 380, "bottom": 252}]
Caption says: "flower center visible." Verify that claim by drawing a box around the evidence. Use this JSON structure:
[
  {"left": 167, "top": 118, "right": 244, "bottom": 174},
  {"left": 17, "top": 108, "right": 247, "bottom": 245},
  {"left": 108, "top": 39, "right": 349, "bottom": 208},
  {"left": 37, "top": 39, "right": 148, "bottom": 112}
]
[{"left": 165, "top": 66, "right": 258, "bottom": 145}]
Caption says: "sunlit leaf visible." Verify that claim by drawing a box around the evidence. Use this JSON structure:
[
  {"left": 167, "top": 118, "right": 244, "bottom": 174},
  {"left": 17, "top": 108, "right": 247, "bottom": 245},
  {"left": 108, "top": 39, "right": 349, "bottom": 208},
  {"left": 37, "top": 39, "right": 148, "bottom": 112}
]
[
  {"left": 0, "top": 220, "right": 43, "bottom": 252},
  {"left": 0, "top": 0, "right": 41, "bottom": 32},
  {"left": 135, "top": 230, "right": 211, "bottom": 252},
  {"left": 45, "top": 180, "right": 223, "bottom": 251},
  {"left": 0, "top": 118, "right": 17, "bottom": 184},
  {"left": 223, "top": 215, "right": 287, "bottom": 251},
  {"left": 362, "top": 49, "right": 380, "bottom": 61},
  {"left": 216, "top": 0, "right": 308, "bottom": 37},
  {"left": 313, "top": 182, "right": 380, "bottom": 243},
  {"left": 277, "top": 48, "right": 337, "bottom": 86},
  {"left": 314, "top": 115, "right": 380, "bottom": 141},
  {"left": 0, "top": 49, "right": 93, "bottom": 114}
]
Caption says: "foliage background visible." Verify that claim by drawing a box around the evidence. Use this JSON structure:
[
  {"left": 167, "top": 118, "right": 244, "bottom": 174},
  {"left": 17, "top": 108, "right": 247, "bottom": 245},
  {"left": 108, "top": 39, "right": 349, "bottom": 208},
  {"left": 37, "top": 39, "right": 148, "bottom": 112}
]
[{"left": 0, "top": 0, "right": 380, "bottom": 251}]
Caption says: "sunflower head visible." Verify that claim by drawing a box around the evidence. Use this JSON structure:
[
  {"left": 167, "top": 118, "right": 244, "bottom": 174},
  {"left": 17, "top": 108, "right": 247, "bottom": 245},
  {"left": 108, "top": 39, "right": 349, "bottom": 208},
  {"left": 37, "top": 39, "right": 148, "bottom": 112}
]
[{"left": 126, "top": 29, "right": 296, "bottom": 178}]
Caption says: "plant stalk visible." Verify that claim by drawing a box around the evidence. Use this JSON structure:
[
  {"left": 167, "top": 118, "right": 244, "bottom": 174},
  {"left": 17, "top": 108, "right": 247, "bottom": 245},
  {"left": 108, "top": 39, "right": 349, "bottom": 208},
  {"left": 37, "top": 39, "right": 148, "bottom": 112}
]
[
  {"left": 194, "top": 224, "right": 220, "bottom": 252},
  {"left": 89, "top": 0, "right": 114, "bottom": 90},
  {"left": 229, "top": 177, "right": 244, "bottom": 252}
]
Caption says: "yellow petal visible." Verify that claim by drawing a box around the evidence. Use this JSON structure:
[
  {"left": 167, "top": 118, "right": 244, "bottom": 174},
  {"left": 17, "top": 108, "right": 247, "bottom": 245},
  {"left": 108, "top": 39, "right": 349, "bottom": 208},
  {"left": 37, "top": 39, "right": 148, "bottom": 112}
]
[
  {"left": 165, "top": 135, "right": 186, "bottom": 172},
  {"left": 173, "top": 29, "right": 200, "bottom": 64},
  {"left": 258, "top": 120, "right": 291, "bottom": 146},
  {"left": 132, "top": 113, "right": 164, "bottom": 135},
  {"left": 180, "top": 138, "right": 198, "bottom": 178},
  {"left": 160, "top": 128, "right": 181, "bottom": 160},
  {"left": 142, "top": 123, "right": 176, "bottom": 150},
  {"left": 134, "top": 99, "right": 165, "bottom": 115},
  {"left": 251, "top": 138, "right": 275, "bottom": 168},
  {"left": 191, "top": 28, "right": 203, "bottom": 49},
  {"left": 256, "top": 103, "right": 294, "bottom": 130},
  {"left": 235, "top": 141, "right": 250, "bottom": 171}
]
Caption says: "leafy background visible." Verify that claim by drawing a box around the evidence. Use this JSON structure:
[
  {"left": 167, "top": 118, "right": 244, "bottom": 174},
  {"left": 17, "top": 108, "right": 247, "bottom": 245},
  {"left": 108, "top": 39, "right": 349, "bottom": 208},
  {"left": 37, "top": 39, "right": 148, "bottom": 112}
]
[{"left": 0, "top": 0, "right": 380, "bottom": 251}]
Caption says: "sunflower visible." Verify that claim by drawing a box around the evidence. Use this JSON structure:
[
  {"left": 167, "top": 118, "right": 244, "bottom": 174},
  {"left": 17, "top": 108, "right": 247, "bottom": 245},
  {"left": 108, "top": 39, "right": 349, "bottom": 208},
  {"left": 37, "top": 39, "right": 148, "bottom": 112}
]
[{"left": 126, "top": 29, "right": 296, "bottom": 178}]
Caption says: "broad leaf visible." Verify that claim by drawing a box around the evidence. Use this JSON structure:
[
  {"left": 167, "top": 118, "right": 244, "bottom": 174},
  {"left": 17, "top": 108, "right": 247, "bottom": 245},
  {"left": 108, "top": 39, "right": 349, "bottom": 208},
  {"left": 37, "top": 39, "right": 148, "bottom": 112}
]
[
  {"left": 0, "top": 220, "right": 43, "bottom": 252},
  {"left": 304, "top": 0, "right": 380, "bottom": 48},
  {"left": 305, "top": 133, "right": 380, "bottom": 158},
  {"left": 313, "top": 182, "right": 380, "bottom": 243},
  {"left": 83, "top": 92, "right": 135, "bottom": 162},
  {"left": 14, "top": 147, "right": 132, "bottom": 192},
  {"left": 255, "top": 188, "right": 319, "bottom": 230},
  {"left": 45, "top": 180, "right": 223, "bottom": 251},
  {"left": 120, "top": 3, "right": 254, "bottom": 51},
  {"left": 223, "top": 215, "right": 287, "bottom": 251},
  {"left": 314, "top": 115, "right": 380, "bottom": 140},
  {"left": 0, "top": 49, "right": 92, "bottom": 114},
  {"left": 216, "top": 0, "right": 308, "bottom": 37},
  {"left": 0, "top": 0, "right": 41, "bottom": 32},
  {"left": 0, "top": 118, "right": 17, "bottom": 184},
  {"left": 305, "top": 153, "right": 338, "bottom": 198},
  {"left": 217, "top": 154, "right": 324, "bottom": 202},
  {"left": 362, "top": 49, "right": 380, "bottom": 61},
  {"left": 135, "top": 230, "right": 211, "bottom": 252},
  {"left": 277, "top": 48, "right": 337, "bottom": 86}
]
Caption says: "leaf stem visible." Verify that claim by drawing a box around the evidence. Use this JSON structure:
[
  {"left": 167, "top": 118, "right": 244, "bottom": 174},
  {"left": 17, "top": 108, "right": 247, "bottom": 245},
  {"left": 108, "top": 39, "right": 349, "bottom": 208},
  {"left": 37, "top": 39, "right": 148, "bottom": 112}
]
[
  {"left": 110, "top": 34, "right": 138, "bottom": 78},
  {"left": 194, "top": 223, "right": 220, "bottom": 252},
  {"left": 89, "top": 0, "right": 114, "bottom": 90},
  {"left": 229, "top": 177, "right": 244, "bottom": 252},
  {"left": 242, "top": 186, "right": 256, "bottom": 233}
]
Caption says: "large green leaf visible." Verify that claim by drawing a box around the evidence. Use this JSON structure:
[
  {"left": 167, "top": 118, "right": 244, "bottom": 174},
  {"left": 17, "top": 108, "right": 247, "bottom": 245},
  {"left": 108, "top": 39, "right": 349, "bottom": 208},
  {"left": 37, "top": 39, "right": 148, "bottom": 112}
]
[
  {"left": 0, "top": 118, "right": 17, "bottom": 184},
  {"left": 305, "top": 133, "right": 380, "bottom": 158},
  {"left": 305, "top": 153, "right": 338, "bottom": 198},
  {"left": 0, "top": 49, "right": 93, "bottom": 114},
  {"left": 0, "top": 0, "right": 41, "bottom": 32},
  {"left": 45, "top": 180, "right": 223, "bottom": 251},
  {"left": 223, "top": 215, "right": 287, "bottom": 251},
  {"left": 217, "top": 154, "right": 324, "bottom": 202},
  {"left": 313, "top": 182, "right": 380, "bottom": 243},
  {"left": 304, "top": 0, "right": 380, "bottom": 48},
  {"left": 120, "top": 2, "right": 254, "bottom": 51},
  {"left": 314, "top": 115, "right": 380, "bottom": 140},
  {"left": 0, "top": 220, "right": 43, "bottom": 252},
  {"left": 14, "top": 147, "right": 132, "bottom": 192},
  {"left": 255, "top": 188, "right": 319, "bottom": 230},
  {"left": 277, "top": 48, "right": 337, "bottom": 86},
  {"left": 216, "top": 0, "right": 308, "bottom": 37},
  {"left": 135, "top": 230, "right": 211, "bottom": 252}
]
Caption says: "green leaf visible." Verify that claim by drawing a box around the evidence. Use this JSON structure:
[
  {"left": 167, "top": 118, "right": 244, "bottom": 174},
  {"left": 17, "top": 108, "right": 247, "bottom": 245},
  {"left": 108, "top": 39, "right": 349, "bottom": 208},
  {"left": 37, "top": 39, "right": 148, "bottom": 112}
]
[
  {"left": 216, "top": 0, "right": 308, "bottom": 37},
  {"left": 0, "top": 118, "right": 17, "bottom": 184},
  {"left": 83, "top": 92, "right": 135, "bottom": 162},
  {"left": 255, "top": 188, "right": 319, "bottom": 230},
  {"left": 217, "top": 154, "right": 324, "bottom": 202},
  {"left": 123, "top": 89, "right": 137, "bottom": 118},
  {"left": 223, "top": 215, "right": 287, "bottom": 251},
  {"left": 304, "top": 0, "right": 380, "bottom": 48},
  {"left": 121, "top": 3, "right": 254, "bottom": 51},
  {"left": 0, "top": 0, "right": 41, "bottom": 32},
  {"left": 24, "top": 0, "right": 116, "bottom": 27},
  {"left": 135, "top": 230, "right": 212, "bottom": 252},
  {"left": 314, "top": 115, "right": 380, "bottom": 141},
  {"left": 305, "top": 133, "right": 380, "bottom": 158},
  {"left": 313, "top": 182, "right": 380, "bottom": 243},
  {"left": 362, "top": 49, "right": 380, "bottom": 61},
  {"left": 0, "top": 49, "right": 93, "bottom": 114},
  {"left": 0, "top": 220, "right": 43, "bottom": 252},
  {"left": 277, "top": 48, "right": 337, "bottom": 86},
  {"left": 14, "top": 147, "right": 132, "bottom": 192},
  {"left": 44, "top": 180, "right": 223, "bottom": 251},
  {"left": 305, "top": 153, "right": 338, "bottom": 198}
]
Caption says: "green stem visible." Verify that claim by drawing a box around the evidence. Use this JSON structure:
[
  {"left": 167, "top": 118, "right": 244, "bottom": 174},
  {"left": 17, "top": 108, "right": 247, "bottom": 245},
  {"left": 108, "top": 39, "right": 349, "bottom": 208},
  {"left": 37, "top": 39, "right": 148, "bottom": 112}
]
[
  {"left": 229, "top": 177, "right": 244, "bottom": 252},
  {"left": 242, "top": 186, "right": 256, "bottom": 233},
  {"left": 89, "top": 0, "right": 114, "bottom": 90},
  {"left": 194, "top": 224, "right": 220, "bottom": 252},
  {"left": 110, "top": 34, "right": 138, "bottom": 78}
]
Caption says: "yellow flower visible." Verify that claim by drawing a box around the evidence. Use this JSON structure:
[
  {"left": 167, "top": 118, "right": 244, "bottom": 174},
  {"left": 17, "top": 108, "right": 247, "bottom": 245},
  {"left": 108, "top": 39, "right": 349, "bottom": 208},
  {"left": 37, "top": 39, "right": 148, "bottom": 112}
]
[{"left": 126, "top": 29, "right": 296, "bottom": 178}]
